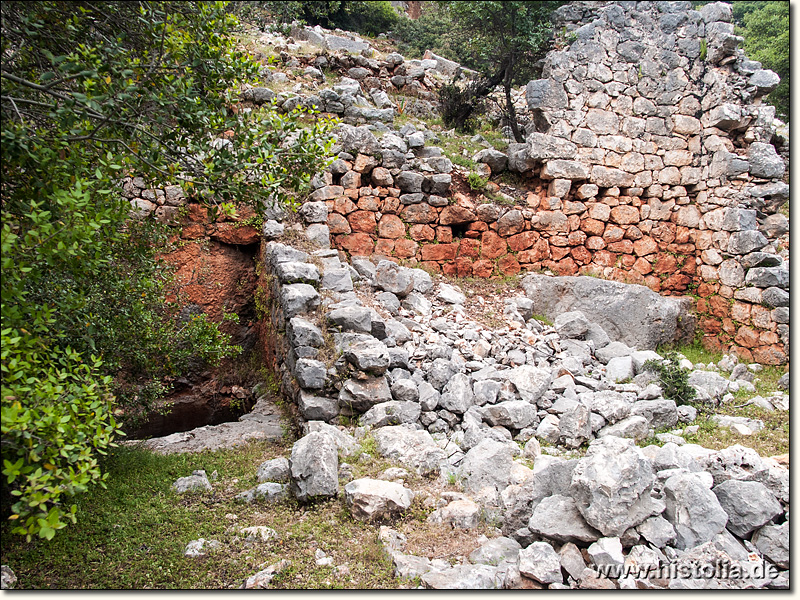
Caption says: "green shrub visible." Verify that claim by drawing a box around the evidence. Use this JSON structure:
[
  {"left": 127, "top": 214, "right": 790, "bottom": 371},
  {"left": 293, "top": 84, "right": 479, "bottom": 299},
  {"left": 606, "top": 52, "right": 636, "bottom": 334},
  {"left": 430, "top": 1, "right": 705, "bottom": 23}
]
[
  {"left": 1, "top": 1, "right": 333, "bottom": 540},
  {"left": 439, "top": 78, "right": 487, "bottom": 133},
  {"left": 392, "top": 5, "right": 466, "bottom": 62},
  {"left": 1, "top": 345, "right": 120, "bottom": 541},
  {"left": 467, "top": 172, "right": 488, "bottom": 191},
  {"left": 643, "top": 352, "right": 697, "bottom": 406},
  {"left": 252, "top": 1, "right": 399, "bottom": 37}
]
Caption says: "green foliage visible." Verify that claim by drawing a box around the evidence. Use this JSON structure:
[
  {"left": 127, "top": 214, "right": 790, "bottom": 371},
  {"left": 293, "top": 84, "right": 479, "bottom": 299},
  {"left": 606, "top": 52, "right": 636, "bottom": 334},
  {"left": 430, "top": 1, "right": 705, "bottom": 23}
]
[
  {"left": 447, "top": 1, "right": 564, "bottom": 83},
  {"left": 391, "top": 3, "right": 465, "bottom": 61},
  {"left": 438, "top": 78, "right": 486, "bottom": 133},
  {"left": 740, "top": 1, "right": 789, "bottom": 121},
  {"left": 643, "top": 352, "right": 697, "bottom": 407},
  {"left": 699, "top": 39, "right": 707, "bottom": 61},
  {"left": 531, "top": 314, "right": 554, "bottom": 326},
  {"left": 1, "top": 347, "right": 119, "bottom": 541},
  {"left": 247, "top": 1, "right": 399, "bottom": 37},
  {"left": 442, "top": 1, "right": 564, "bottom": 140},
  {"left": 467, "top": 173, "right": 488, "bottom": 191},
  {"left": 1, "top": 1, "right": 333, "bottom": 540},
  {"left": 693, "top": 1, "right": 789, "bottom": 120}
]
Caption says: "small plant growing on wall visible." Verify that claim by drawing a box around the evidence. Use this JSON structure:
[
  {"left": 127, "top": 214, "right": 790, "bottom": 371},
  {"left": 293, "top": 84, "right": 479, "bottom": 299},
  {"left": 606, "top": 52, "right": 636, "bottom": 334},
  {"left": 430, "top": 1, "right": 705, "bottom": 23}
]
[
  {"left": 467, "top": 172, "right": 488, "bottom": 191},
  {"left": 643, "top": 352, "right": 697, "bottom": 406}
]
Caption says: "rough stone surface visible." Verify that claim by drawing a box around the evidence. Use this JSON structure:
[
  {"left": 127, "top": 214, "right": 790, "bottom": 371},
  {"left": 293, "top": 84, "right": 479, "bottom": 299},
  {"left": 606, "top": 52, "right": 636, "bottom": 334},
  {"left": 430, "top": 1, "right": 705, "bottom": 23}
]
[
  {"left": 521, "top": 274, "right": 691, "bottom": 350},
  {"left": 458, "top": 439, "right": 514, "bottom": 497},
  {"left": 528, "top": 494, "right": 601, "bottom": 544},
  {"left": 375, "top": 261, "right": 415, "bottom": 297},
  {"left": 373, "top": 425, "right": 446, "bottom": 476},
  {"left": 751, "top": 522, "right": 789, "bottom": 569},
  {"left": 469, "top": 537, "right": 521, "bottom": 566},
  {"left": 518, "top": 542, "right": 563, "bottom": 585},
  {"left": 290, "top": 432, "right": 339, "bottom": 502},
  {"left": 172, "top": 470, "right": 213, "bottom": 493},
  {"left": 712, "top": 479, "right": 782, "bottom": 538},
  {"left": 257, "top": 457, "right": 290, "bottom": 483},
  {"left": 344, "top": 478, "right": 413, "bottom": 521},
  {"left": 570, "top": 436, "right": 661, "bottom": 536},
  {"left": 663, "top": 471, "right": 728, "bottom": 550},
  {"left": 339, "top": 376, "right": 392, "bottom": 412},
  {"left": 361, "top": 401, "right": 421, "bottom": 428}
]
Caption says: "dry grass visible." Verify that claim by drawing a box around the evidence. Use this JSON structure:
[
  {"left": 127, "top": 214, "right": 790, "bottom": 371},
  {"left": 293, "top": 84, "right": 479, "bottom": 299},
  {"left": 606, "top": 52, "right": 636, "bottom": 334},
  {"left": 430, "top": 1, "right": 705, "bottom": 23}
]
[
  {"left": 684, "top": 404, "right": 789, "bottom": 458},
  {"left": 399, "top": 521, "right": 492, "bottom": 564}
]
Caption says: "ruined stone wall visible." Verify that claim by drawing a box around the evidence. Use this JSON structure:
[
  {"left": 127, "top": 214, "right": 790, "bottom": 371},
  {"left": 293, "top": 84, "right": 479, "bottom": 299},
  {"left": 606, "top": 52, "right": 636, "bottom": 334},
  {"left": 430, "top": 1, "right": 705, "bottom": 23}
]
[
  {"left": 310, "top": 1, "right": 788, "bottom": 365},
  {"left": 519, "top": 0, "right": 790, "bottom": 364}
]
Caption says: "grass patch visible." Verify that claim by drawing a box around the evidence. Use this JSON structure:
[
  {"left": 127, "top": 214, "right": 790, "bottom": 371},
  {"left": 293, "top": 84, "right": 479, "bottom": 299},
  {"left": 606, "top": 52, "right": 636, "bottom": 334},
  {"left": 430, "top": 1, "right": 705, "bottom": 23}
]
[
  {"left": 683, "top": 403, "right": 789, "bottom": 457},
  {"left": 392, "top": 105, "right": 443, "bottom": 130},
  {"left": 448, "top": 274, "right": 521, "bottom": 297},
  {"left": 0, "top": 443, "right": 403, "bottom": 589},
  {"left": 639, "top": 342, "right": 789, "bottom": 456},
  {"left": 666, "top": 340, "right": 724, "bottom": 367}
]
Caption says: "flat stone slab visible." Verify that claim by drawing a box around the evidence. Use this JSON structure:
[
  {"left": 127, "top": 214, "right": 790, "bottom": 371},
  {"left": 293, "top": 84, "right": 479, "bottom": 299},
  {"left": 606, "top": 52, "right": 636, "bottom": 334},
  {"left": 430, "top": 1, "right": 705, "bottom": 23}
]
[
  {"left": 131, "top": 398, "right": 285, "bottom": 454},
  {"left": 521, "top": 274, "right": 693, "bottom": 350}
]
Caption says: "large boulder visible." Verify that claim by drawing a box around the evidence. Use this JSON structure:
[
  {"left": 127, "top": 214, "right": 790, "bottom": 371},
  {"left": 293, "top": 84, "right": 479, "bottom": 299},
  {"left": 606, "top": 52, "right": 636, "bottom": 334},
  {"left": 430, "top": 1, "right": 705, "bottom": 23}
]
[
  {"left": 439, "top": 373, "right": 476, "bottom": 414},
  {"left": 662, "top": 472, "right": 728, "bottom": 550},
  {"left": 458, "top": 439, "right": 515, "bottom": 498},
  {"left": 570, "top": 436, "right": 662, "bottom": 537},
  {"left": 333, "top": 124, "right": 380, "bottom": 155},
  {"left": 338, "top": 376, "right": 392, "bottom": 412},
  {"left": 375, "top": 260, "right": 415, "bottom": 297},
  {"left": 751, "top": 522, "right": 789, "bottom": 569},
  {"left": 469, "top": 537, "right": 522, "bottom": 566},
  {"left": 503, "top": 365, "right": 553, "bottom": 404},
  {"left": 344, "top": 338, "right": 390, "bottom": 374},
  {"left": 521, "top": 274, "right": 693, "bottom": 350},
  {"left": 527, "top": 494, "right": 602, "bottom": 544},
  {"left": 502, "top": 458, "right": 578, "bottom": 535},
  {"left": 373, "top": 425, "right": 446, "bottom": 476},
  {"left": 483, "top": 400, "right": 537, "bottom": 430},
  {"left": 518, "top": 542, "right": 563, "bottom": 585},
  {"left": 712, "top": 480, "right": 782, "bottom": 538},
  {"left": 344, "top": 478, "right": 413, "bottom": 521},
  {"left": 361, "top": 401, "right": 421, "bottom": 427},
  {"left": 421, "top": 564, "right": 501, "bottom": 589},
  {"left": 290, "top": 432, "right": 339, "bottom": 502}
]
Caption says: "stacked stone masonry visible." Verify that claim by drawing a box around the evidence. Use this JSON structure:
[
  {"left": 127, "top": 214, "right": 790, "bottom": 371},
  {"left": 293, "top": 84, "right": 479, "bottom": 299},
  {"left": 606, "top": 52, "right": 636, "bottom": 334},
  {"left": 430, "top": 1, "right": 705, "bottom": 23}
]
[{"left": 304, "top": 1, "right": 788, "bottom": 365}]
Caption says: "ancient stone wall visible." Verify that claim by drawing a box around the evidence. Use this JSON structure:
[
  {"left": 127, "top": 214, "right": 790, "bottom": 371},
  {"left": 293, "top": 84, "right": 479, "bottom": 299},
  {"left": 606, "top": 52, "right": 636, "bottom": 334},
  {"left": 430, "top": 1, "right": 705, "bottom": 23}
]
[
  {"left": 510, "top": 0, "right": 789, "bottom": 364},
  {"left": 306, "top": 1, "right": 788, "bottom": 365}
]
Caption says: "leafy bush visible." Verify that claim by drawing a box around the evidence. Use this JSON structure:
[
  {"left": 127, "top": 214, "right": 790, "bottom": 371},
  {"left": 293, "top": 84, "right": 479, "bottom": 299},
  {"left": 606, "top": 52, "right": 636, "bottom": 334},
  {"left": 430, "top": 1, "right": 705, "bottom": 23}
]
[
  {"left": 246, "top": 1, "right": 399, "bottom": 36},
  {"left": 467, "top": 173, "right": 488, "bottom": 191},
  {"left": 439, "top": 78, "right": 487, "bottom": 133},
  {"left": 643, "top": 352, "right": 697, "bottom": 406},
  {"left": 1, "top": 1, "right": 333, "bottom": 539},
  {"left": 740, "top": 1, "right": 789, "bottom": 121},
  {"left": 391, "top": 4, "right": 467, "bottom": 62},
  {"left": 1, "top": 345, "right": 119, "bottom": 541}
]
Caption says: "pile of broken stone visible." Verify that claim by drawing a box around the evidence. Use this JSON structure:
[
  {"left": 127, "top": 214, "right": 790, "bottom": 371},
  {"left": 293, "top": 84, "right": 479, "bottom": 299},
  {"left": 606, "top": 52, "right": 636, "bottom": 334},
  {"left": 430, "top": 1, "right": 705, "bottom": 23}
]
[
  {"left": 182, "top": 238, "right": 788, "bottom": 589},
  {"left": 238, "top": 23, "right": 462, "bottom": 126}
]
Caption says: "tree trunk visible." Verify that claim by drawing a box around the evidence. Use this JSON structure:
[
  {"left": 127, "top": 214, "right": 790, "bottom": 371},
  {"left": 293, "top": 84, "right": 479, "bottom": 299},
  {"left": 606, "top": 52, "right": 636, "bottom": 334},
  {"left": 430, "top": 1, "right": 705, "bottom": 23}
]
[
  {"left": 503, "top": 54, "right": 525, "bottom": 143},
  {"left": 450, "top": 59, "right": 508, "bottom": 133}
]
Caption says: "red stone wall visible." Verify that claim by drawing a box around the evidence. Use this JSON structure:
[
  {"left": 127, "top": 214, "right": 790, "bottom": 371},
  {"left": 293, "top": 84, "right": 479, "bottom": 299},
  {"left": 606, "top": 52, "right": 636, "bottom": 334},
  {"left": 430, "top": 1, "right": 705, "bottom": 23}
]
[{"left": 324, "top": 174, "right": 786, "bottom": 365}]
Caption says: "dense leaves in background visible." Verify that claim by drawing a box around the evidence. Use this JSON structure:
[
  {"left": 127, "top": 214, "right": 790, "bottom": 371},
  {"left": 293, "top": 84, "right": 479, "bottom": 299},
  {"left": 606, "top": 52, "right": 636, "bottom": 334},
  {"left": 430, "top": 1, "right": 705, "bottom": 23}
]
[
  {"left": 237, "top": 1, "right": 399, "bottom": 37},
  {"left": 1, "top": 0, "right": 332, "bottom": 540},
  {"left": 438, "top": 1, "right": 564, "bottom": 139},
  {"left": 692, "top": 0, "right": 789, "bottom": 121},
  {"left": 738, "top": 2, "right": 788, "bottom": 122},
  {"left": 391, "top": 2, "right": 466, "bottom": 61}
]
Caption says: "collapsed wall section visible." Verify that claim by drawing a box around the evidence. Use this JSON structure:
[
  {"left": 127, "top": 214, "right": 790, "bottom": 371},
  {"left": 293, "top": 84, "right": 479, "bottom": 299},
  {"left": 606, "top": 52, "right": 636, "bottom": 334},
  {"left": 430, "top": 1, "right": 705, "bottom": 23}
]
[
  {"left": 308, "top": 1, "right": 787, "bottom": 365},
  {"left": 516, "top": 0, "right": 789, "bottom": 364}
]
